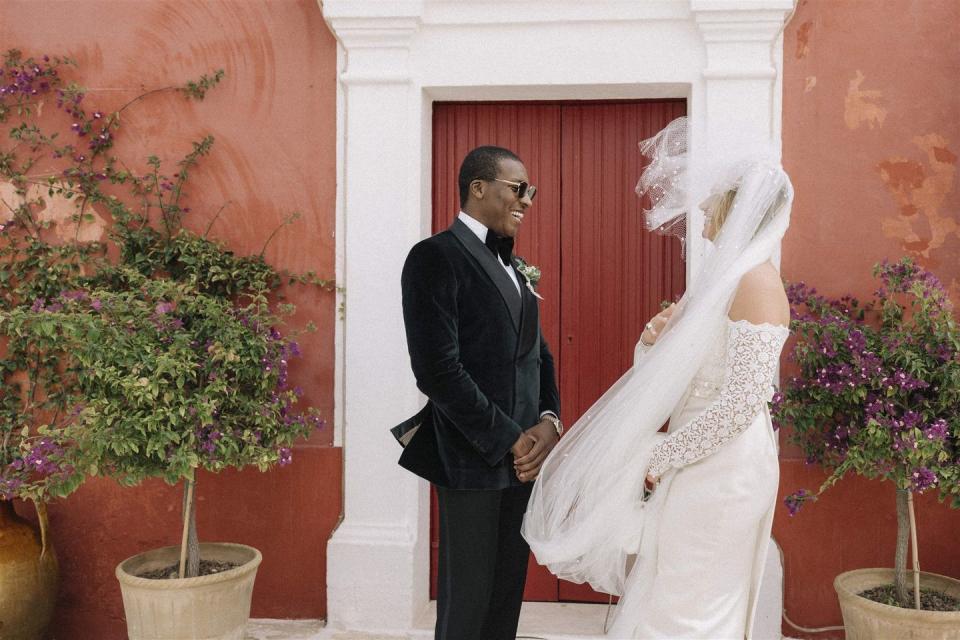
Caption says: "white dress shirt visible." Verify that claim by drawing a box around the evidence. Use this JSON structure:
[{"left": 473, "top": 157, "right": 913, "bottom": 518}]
[{"left": 458, "top": 212, "right": 521, "bottom": 295}]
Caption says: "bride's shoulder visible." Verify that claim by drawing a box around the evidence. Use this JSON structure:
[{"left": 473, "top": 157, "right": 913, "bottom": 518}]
[
  {"left": 740, "top": 262, "right": 783, "bottom": 290},
  {"left": 728, "top": 262, "right": 789, "bottom": 327}
]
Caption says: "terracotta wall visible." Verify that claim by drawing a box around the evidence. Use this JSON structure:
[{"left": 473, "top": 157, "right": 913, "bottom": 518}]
[
  {"left": 1, "top": 1, "right": 341, "bottom": 638},
  {"left": 778, "top": 0, "right": 960, "bottom": 637}
]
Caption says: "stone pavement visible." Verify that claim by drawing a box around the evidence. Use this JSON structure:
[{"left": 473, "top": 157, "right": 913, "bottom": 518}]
[
  {"left": 245, "top": 601, "right": 800, "bottom": 639},
  {"left": 246, "top": 602, "right": 613, "bottom": 640}
]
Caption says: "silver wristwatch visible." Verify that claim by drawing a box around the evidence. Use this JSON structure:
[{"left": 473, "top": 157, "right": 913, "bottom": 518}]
[{"left": 542, "top": 414, "right": 563, "bottom": 437}]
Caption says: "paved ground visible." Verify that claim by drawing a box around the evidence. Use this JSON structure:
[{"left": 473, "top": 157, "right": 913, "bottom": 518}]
[
  {"left": 245, "top": 601, "right": 803, "bottom": 640},
  {"left": 246, "top": 602, "right": 615, "bottom": 639}
]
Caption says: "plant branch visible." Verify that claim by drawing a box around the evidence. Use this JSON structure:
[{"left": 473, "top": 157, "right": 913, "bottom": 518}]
[
  {"left": 259, "top": 212, "right": 300, "bottom": 257},
  {"left": 203, "top": 201, "right": 231, "bottom": 239},
  {"left": 112, "top": 86, "right": 175, "bottom": 120}
]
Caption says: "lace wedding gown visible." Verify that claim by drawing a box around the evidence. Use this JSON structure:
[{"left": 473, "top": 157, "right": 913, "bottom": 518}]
[{"left": 608, "top": 319, "right": 789, "bottom": 639}]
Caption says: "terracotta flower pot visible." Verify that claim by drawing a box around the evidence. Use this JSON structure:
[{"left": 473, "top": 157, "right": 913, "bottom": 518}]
[
  {"left": 115, "top": 542, "right": 261, "bottom": 640},
  {"left": 835, "top": 568, "right": 960, "bottom": 640},
  {"left": 0, "top": 500, "right": 59, "bottom": 640}
]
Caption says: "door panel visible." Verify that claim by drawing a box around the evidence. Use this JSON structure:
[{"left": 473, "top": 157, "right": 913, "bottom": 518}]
[
  {"left": 557, "top": 100, "right": 686, "bottom": 602},
  {"left": 429, "top": 100, "right": 686, "bottom": 603}
]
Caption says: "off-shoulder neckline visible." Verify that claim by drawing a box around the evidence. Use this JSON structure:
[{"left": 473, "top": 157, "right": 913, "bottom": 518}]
[{"left": 726, "top": 318, "right": 790, "bottom": 333}]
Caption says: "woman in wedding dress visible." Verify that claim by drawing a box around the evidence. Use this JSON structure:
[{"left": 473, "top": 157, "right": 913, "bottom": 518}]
[{"left": 522, "top": 117, "right": 792, "bottom": 639}]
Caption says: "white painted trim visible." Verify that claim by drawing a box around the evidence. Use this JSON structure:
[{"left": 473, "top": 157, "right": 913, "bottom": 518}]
[
  {"left": 321, "top": 0, "right": 796, "bottom": 632},
  {"left": 332, "top": 40, "right": 346, "bottom": 449}
]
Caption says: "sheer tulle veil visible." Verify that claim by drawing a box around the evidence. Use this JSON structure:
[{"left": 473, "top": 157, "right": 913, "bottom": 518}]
[{"left": 521, "top": 117, "right": 794, "bottom": 596}]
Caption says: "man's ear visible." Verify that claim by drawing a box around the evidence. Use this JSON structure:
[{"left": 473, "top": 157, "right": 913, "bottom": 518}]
[{"left": 470, "top": 179, "right": 485, "bottom": 201}]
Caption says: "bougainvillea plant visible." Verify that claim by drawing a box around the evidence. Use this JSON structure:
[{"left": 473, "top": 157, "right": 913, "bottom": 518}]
[
  {"left": 0, "top": 50, "right": 331, "bottom": 577},
  {"left": 774, "top": 257, "right": 959, "bottom": 608}
]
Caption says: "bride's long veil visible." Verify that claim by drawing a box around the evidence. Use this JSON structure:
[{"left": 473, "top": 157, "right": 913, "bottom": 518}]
[{"left": 521, "top": 119, "right": 794, "bottom": 599}]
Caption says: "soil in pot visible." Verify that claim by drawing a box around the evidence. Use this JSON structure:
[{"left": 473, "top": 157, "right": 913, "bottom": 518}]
[
  {"left": 860, "top": 585, "right": 960, "bottom": 612},
  {"left": 137, "top": 559, "right": 240, "bottom": 580}
]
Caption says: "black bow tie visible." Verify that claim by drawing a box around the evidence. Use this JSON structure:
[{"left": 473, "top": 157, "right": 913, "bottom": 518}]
[{"left": 485, "top": 232, "right": 514, "bottom": 264}]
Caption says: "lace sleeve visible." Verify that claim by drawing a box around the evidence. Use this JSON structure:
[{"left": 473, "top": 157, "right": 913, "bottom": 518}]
[{"left": 646, "top": 321, "right": 788, "bottom": 478}]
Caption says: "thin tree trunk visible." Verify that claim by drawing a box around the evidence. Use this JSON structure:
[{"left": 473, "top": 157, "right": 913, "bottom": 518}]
[
  {"left": 34, "top": 500, "right": 52, "bottom": 561},
  {"left": 895, "top": 488, "right": 910, "bottom": 606},
  {"left": 908, "top": 490, "right": 921, "bottom": 610},
  {"left": 179, "top": 476, "right": 201, "bottom": 579}
]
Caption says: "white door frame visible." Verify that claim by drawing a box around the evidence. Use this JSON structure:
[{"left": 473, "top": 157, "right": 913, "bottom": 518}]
[{"left": 321, "top": 0, "right": 795, "bottom": 631}]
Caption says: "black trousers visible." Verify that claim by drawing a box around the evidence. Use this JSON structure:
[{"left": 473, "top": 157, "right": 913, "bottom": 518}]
[{"left": 434, "top": 482, "right": 533, "bottom": 640}]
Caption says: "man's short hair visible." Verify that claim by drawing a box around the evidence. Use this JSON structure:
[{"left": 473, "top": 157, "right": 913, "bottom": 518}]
[{"left": 458, "top": 146, "right": 522, "bottom": 207}]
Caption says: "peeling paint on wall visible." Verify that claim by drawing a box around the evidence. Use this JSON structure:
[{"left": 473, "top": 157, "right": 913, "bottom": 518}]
[
  {"left": 804, "top": 76, "right": 817, "bottom": 92},
  {"left": 35, "top": 184, "right": 108, "bottom": 243},
  {"left": 878, "top": 134, "right": 958, "bottom": 294},
  {"left": 844, "top": 70, "right": 887, "bottom": 130},
  {"left": 796, "top": 21, "right": 813, "bottom": 59},
  {"left": 0, "top": 181, "right": 107, "bottom": 242},
  {"left": 0, "top": 185, "right": 16, "bottom": 226}
]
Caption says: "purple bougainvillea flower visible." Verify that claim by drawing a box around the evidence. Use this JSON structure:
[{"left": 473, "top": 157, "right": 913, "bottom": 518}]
[
  {"left": 911, "top": 468, "right": 938, "bottom": 492},
  {"left": 60, "top": 289, "right": 88, "bottom": 301},
  {"left": 924, "top": 419, "right": 949, "bottom": 441},
  {"left": 784, "top": 489, "right": 812, "bottom": 516},
  {"left": 900, "top": 411, "right": 921, "bottom": 430},
  {"left": 0, "top": 476, "right": 24, "bottom": 500}
]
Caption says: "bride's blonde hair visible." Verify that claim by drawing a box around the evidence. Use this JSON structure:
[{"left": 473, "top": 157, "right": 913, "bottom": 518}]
[
  {"left": 711, "top": 189, "right": 738, "bottom": 231},
  {"left": 714, "top": 185, "right": 789, "bottom": 237}
]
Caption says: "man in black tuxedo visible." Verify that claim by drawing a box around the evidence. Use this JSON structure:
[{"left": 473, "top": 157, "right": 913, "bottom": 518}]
[{"left": 393, "top": 146, "right": 562, "bottom": 640}]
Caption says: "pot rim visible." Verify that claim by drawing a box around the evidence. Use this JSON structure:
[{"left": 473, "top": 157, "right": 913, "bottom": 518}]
[
  {"left": 115, "top": 541, "right": 262, "bottom": 589},
  {"left": 834, "top": 568, "right": 960, "bottom": 618}
]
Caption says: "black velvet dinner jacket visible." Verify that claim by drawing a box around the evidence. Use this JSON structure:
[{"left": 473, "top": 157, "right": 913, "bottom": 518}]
[{"left": 392, "top": 217, "right": 560, "bottom": 490}]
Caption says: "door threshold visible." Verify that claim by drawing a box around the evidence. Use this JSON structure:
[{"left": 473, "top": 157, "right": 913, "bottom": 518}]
[
  {"left": 414, "top": 600, "right": 611, "bottom": 639},
  {"left": 258, "top": 601, "right": 612, "bottom": 639}
]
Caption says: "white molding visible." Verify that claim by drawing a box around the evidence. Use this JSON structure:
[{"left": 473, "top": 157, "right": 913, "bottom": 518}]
[
  {"left": 421, "top": 0, "right": 691, "bottom": 24},
  {"left": 332, "top": 40, "right": 346, "bottom": 449},
  {"left": 322, "top": 0, "right": 795, "bottom": 632}
]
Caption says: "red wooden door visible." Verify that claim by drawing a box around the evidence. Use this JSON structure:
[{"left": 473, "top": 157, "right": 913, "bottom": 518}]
[{"left": 430, "top": 100, "right": 686, "bottom": 603}]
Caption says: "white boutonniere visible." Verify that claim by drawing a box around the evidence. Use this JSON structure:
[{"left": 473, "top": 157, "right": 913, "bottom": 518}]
[{"left": 514, "top": 256, "right": 543, "bottom": 300}]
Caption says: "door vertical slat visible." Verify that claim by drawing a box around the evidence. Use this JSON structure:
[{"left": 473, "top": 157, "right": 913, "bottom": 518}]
[{"left": 557, "top": 100, "right": 686, "bottom": 602}]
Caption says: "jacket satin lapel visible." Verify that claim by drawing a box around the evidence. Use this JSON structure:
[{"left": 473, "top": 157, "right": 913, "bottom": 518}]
[
  {"left": 450, "top": 219, "right": 521, "bottom": 332},
  {"left": 515, "top": 263, "right": 539, "bottom": 357}
]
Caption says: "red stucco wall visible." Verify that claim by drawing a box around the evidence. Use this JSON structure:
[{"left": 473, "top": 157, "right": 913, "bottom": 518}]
[
  {"left": 778, "top": 1, "right": 960, "bottom": 637},
  {"left": 2, "top": 1, "right": 341, "bottom": 637}
]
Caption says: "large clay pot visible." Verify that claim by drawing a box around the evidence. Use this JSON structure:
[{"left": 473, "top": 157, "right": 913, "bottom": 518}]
[
  {"left": 0, "top": 500, "right": 59, "bottom": 640},
  {"left": 115, "top": 542, "right": 261, "bottom": 640},
  {"left": 835, "top": 568, "right": 960, "bottom": 640}
]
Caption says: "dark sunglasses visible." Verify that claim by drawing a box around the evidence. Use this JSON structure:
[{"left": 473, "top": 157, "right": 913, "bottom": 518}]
[{"left": 492, "top": 178, "right": 537, "bottom": 201}]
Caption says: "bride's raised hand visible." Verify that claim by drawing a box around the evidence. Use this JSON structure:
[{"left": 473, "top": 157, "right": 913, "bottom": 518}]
[
  {"left": 642, "top": 471, "right": 660, "bottom": 500},
  {"left": 640, "top": 302, "right": 677, "bottom": 346}
]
